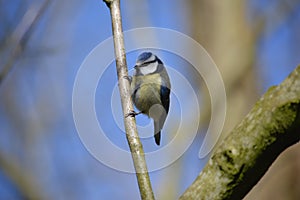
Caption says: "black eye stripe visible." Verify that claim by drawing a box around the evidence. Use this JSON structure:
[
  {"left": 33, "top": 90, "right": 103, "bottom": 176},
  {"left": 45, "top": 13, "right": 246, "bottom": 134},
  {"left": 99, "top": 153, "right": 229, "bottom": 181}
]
[{"left": 141, "top": 60, "right": 157, "bottom": 67}]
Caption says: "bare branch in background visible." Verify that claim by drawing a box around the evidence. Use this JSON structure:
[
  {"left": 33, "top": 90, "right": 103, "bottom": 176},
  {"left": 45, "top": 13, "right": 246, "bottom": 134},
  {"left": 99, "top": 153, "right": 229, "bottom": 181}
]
[
  {"left": 103, "top": 0, "right": 155, "bottom": 199},
  {"left": 0, "top": 0, "right": 51, "bottom": 85},
  {"left": 188, "top": 0, "right": 258, "bottom": 146},
  {"left": 180, "top": 65, "right": 300, "bottom": 199},
  {"left": 0, "top": 151, "right": 50, "bottom": 200}
]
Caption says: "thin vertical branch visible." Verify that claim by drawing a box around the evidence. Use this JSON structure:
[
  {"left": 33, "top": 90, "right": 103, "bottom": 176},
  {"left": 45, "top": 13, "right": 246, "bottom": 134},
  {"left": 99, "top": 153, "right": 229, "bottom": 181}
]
[{"left": 103, "top": 0, "right": 155, "bottom": 199}]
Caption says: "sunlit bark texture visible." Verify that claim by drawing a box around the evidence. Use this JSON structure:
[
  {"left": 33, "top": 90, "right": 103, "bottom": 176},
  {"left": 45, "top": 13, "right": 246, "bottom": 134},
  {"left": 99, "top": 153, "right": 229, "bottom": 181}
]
[
  {"left": 188, "top": 1, "right": 300, "bottom": 199},
  {"left": 180, "top": 65, "right": 300, "bottom": 199}
]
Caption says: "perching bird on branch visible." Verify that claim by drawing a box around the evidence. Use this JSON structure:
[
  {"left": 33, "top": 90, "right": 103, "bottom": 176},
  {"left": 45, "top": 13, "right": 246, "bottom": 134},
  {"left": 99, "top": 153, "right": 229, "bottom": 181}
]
[{"left": 130, "top": 52, "right": 171, "bottom": 145}]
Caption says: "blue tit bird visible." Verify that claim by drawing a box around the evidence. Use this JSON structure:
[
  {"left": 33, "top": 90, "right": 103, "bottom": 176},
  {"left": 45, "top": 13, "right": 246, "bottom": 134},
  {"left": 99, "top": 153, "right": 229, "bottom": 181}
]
[{"left": 131, "top": 52, "right": 171, "bottom": 145}]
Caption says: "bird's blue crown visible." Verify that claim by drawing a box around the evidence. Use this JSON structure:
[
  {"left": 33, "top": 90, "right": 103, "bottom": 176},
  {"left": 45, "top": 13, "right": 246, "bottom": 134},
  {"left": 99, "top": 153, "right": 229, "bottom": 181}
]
[{"left": 137, "top": 52, "right": 153, "bottom": 62}]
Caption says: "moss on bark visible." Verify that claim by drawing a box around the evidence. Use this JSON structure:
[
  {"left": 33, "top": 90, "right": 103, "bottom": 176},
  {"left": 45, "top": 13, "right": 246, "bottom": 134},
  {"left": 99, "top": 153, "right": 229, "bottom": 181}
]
[{"left": 180, "top": 66, "right": 300, "bottom": 200}]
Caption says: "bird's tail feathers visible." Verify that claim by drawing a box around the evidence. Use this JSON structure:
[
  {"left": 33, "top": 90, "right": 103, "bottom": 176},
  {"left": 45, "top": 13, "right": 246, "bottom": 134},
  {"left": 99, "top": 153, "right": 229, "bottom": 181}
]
[
  {"left": 154, "top": 131, "right": 161, "bottom": 145},
  {"left": 154, "top": 120, "right": 161, "bottom": 145}
]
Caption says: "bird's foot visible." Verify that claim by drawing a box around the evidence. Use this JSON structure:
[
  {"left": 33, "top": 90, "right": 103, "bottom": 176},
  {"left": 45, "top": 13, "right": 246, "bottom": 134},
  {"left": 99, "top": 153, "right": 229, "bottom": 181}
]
[
  {"left": 125, "top": 110, "right": 142, "bottom": 118},
  {"left": 123, "top": 75, "right": 132, "bottom": 83}
]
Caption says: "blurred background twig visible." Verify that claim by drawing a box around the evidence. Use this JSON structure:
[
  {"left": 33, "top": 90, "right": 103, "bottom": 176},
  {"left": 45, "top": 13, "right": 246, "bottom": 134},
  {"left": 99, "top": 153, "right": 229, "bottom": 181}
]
[{"left": 0, "top": 0, "right": 51, "bottom": 85}]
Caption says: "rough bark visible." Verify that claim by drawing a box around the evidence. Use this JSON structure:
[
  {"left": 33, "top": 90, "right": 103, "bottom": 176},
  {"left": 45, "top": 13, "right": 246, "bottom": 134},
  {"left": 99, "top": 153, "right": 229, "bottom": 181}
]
[{"left": 180, "top": 65, "right": 300, "bottom": 199}]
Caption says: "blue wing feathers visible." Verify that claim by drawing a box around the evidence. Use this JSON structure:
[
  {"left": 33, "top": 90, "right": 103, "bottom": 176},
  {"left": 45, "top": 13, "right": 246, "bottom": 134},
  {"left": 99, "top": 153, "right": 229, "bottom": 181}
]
[{"left": 160, "top": 85, "right": 170, "bottom": 113}]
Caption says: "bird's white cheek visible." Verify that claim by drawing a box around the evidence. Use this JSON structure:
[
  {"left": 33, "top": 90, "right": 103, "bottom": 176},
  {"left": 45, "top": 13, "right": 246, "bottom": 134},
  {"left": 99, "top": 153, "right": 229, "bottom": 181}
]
[{"left": 140, "top": 62, "right": 158, "bottom": 75}]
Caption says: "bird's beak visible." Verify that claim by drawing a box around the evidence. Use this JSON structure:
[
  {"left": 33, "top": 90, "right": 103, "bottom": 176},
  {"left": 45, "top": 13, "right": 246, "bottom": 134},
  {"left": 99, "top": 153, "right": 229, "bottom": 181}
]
[{"left": 134, "top": 65, "right": 138, "bottom": 69}]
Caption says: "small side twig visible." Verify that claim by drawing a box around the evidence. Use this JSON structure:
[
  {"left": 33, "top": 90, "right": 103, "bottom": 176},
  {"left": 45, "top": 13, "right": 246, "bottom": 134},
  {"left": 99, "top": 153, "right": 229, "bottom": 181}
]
[{"left": 103, "top": 0, "right": 155, "bottom": 199}]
